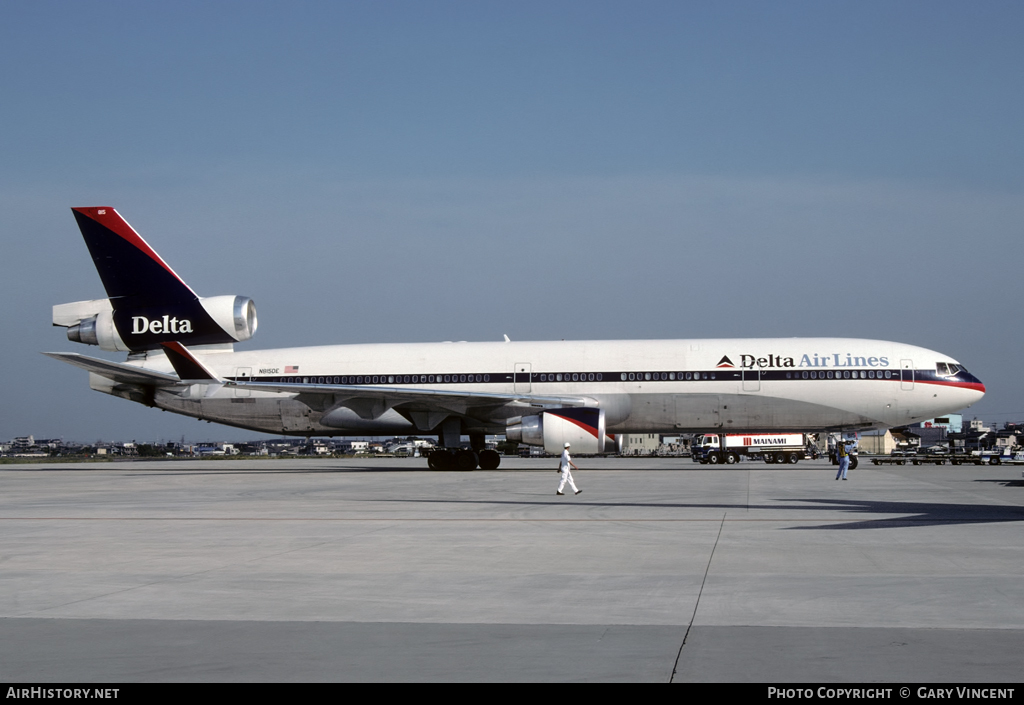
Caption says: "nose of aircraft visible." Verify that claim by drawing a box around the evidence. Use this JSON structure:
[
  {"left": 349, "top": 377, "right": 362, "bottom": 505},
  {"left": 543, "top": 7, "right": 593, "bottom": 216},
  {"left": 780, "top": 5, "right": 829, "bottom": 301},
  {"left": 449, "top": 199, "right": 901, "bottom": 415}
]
[{"left": 957, "top": 368, "right": 986, "bottom": 403}]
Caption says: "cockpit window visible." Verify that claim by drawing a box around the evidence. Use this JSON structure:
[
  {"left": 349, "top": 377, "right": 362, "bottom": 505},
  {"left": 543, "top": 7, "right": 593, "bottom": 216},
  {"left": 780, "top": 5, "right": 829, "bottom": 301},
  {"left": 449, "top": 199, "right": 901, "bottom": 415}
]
[{"left": 936, "top": 362, "right": 961, "bottom": 376}]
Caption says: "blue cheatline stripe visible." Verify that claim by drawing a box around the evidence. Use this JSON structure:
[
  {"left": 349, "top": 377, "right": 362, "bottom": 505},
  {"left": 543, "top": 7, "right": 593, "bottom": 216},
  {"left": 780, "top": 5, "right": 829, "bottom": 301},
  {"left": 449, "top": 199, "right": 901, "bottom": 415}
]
[{"left": 227, "top": 368, "right": 974, "bottom": 386}]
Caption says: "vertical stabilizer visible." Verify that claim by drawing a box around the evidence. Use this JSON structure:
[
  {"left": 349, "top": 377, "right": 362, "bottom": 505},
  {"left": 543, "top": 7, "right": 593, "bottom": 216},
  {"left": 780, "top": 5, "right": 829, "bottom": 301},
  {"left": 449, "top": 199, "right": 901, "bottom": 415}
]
[
  {"left": 71, "top": 207, "right": 197, "bottom": 307},
  {"left": 62, "top": 208, "right": 256, "bottom": 352}
]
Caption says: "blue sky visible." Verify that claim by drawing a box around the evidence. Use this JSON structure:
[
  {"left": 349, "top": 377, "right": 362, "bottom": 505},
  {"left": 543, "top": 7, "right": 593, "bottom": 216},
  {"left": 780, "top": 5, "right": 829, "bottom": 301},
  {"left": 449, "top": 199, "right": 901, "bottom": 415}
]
[{"left": 2, "top": 1, "right": 1022, "bottom": 442}]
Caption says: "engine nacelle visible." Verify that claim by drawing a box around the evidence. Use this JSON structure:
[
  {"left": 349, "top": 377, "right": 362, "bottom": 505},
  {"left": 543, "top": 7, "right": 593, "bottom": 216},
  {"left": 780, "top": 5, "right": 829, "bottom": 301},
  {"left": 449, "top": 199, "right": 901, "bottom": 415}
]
[
  {"left": 55, "top": 295, "right": 257, "bottom": 352},
  {"left": 506, "top": 408, "right": 618, "bottom": 455},
  {"left": 67, "top": 307, "right": 129, "bottom": 352},
  {"left": 196, "top": 295, "right": 258, "bottom": 343}
]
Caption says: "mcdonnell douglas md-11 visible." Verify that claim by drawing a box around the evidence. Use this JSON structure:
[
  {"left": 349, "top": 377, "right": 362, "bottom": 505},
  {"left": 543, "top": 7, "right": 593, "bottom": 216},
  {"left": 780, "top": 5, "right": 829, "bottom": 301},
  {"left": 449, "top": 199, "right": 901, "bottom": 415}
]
[{"left": 46, "top": 207, "right": 986, "bottom": 470}]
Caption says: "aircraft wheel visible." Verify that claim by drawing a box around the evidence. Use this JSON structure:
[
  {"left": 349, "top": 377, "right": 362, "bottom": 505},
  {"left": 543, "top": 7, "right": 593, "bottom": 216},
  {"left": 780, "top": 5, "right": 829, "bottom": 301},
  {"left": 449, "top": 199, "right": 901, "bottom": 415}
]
[
  {"left": 428, "top": 451, "right": 454, "bottom": 471},
  {"left": 707, "top": 453, "right": 721, "bottom": 465},
  {"left": 478, "top": 449, "right": 501, "bottom": 470},
  {"left": 454, "top": 450, "right": 479, "bottom": 471}
]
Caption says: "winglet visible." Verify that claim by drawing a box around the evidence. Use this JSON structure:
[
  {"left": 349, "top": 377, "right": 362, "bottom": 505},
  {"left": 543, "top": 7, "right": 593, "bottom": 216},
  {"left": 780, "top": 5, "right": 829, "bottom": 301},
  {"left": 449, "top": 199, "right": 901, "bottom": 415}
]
[{"left": 161, "top": 341, "right": 221, "bottom": 382}]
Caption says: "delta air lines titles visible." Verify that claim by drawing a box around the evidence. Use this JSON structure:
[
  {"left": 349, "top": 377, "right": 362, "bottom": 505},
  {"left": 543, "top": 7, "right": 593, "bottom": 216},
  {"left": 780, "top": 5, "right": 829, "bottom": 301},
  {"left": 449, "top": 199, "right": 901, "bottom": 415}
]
[{"left": 738, "top": 353, "right": 891, "bottom": 369}]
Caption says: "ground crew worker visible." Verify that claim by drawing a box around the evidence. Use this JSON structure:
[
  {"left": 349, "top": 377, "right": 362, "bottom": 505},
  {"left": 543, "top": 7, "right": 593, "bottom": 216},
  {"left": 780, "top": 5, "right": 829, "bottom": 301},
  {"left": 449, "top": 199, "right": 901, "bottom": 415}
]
[
  {"left": 557, "top": 442, "right": 582, "bottom": 496},
  {"left": 836, "top": 441, "right": 850, "bottom": 480}
]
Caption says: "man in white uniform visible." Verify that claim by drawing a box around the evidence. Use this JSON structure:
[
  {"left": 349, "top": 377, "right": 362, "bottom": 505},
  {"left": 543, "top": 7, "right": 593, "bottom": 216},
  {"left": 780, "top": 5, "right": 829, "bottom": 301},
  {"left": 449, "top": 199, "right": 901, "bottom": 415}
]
[{"left": 557, "top": 442, "right": 582, "bottom": 496}]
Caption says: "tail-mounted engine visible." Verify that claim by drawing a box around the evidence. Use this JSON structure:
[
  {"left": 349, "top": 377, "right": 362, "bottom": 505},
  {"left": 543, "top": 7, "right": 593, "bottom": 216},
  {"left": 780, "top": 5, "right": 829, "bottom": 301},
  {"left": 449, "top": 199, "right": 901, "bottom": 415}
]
[
  {"left": 55, "top": 207, "right": 258, "bottom": 353},
  {"left": 506, "top": 407, "right": 619, "bottom": 455},
  {"left": 54, "top": 295, "right": 257, "bottom": 352}
]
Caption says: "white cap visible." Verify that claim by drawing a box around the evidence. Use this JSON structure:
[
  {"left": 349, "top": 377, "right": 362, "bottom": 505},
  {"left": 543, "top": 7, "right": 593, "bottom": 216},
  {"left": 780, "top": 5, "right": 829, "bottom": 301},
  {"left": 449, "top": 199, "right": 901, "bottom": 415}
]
[{"left": 564, "top": 442, "right": 571, "bottom": 448}]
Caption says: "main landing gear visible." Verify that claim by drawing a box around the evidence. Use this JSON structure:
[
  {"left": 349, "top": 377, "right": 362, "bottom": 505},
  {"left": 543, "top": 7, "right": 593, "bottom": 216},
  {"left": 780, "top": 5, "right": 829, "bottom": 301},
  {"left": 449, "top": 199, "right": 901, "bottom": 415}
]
[
  {"left": 426, "top": 448, "right": 501, "bottom": 471},
  {"left": 426, "top": 427, "right": 501, "bottom": 471}
]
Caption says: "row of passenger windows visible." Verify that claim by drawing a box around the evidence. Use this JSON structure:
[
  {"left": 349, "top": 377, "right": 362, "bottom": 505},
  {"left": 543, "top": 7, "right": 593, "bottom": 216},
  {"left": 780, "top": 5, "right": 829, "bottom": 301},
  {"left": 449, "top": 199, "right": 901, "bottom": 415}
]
[
  {"left": 785, "top": 370, "right": 893, "bottom": 379},
  {"left": 279, "top": 374, "right": 493, "bottom": 385},
  {"left": 259, "top": 370, "right": 896, "bottom": 385},
  {"left": 616, "top": 372, "right": 715, "bottom": 381},
  {"left": 535, "top": 372, "right": 717, "bottom": 381}
]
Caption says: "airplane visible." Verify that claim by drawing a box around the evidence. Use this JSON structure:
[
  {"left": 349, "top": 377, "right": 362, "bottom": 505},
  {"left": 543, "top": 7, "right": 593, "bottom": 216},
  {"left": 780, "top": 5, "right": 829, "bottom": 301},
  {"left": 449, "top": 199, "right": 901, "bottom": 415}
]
[{"left": 46, "top": 207, "right": 986, "bottom": 470}]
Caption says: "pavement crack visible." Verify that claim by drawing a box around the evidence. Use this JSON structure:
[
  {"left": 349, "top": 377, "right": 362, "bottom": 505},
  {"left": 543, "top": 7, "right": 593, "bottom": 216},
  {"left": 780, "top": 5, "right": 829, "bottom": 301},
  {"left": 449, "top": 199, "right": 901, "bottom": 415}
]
[{"left": 670, "top": 512, "right": 725, "bottom": 682}]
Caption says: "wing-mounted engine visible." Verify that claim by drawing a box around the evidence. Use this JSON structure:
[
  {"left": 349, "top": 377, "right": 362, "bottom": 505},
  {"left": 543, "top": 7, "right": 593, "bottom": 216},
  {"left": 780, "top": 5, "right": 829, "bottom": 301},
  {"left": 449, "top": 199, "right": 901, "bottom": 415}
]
[
  {"left": 54, "top": 295, "right": 257, "bottom": 352},
  {"left": 506, "top": 407, "right": 619, "bottom": 455}
]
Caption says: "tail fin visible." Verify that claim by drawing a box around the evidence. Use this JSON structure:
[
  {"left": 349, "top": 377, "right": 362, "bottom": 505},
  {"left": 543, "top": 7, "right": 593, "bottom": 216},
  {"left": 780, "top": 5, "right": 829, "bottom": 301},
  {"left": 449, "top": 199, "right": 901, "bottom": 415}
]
[
  {"left": 72, "top": 207, "right": 197, "bottom": 307},
  {"left": 60, "top": 208, "right": 257, "bottom": 353}
]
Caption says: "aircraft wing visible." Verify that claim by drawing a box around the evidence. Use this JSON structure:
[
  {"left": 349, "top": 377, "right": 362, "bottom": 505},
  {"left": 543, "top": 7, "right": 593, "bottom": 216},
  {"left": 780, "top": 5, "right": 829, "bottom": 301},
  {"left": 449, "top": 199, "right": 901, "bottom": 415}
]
[
  {"left": 46, "top": 343, "right": 596, "bottom": 423},
  {"left": 43, "top": 352, "right": 181, "bottom": 387},
  {"left": 226, "top": 379, "right": 595, "bottom": 419}
]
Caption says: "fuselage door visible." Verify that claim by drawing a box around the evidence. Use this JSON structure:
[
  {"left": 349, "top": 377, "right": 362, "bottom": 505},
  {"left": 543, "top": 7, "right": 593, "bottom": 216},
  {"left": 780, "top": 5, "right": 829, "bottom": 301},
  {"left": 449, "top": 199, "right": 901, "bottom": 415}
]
[
  {"left": 742, "top": 366, "right": 761, "bottom": 392},
  {"left": 900, "top": 359, "right": 914, "bottom": 391},
  {"left": 514, "top": 363, "right": 532, "bottom": 393},
  {"left": 234, "top": 367, "right": 252, "bottom": 397}
]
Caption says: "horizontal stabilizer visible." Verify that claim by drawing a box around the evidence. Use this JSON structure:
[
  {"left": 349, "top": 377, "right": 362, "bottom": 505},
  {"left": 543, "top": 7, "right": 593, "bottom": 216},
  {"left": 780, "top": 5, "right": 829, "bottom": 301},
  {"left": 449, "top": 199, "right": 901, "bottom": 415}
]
[{"left": 42, "top": 352, "right": 180, "bottom": 387}]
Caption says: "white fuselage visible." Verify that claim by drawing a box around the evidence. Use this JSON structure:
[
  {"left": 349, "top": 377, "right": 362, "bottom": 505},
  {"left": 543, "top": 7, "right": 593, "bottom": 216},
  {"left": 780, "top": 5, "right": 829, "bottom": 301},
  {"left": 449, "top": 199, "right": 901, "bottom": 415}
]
[{"left": 93, "top": 337, "right": 985, "bottom": 438}]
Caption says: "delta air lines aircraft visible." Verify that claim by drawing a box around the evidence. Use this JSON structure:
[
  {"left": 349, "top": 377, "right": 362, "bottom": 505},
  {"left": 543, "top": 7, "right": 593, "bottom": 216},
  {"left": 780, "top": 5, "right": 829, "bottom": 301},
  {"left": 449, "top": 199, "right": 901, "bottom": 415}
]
[{"left": 47, "top": 207, "right": 985, "bottom": 470}]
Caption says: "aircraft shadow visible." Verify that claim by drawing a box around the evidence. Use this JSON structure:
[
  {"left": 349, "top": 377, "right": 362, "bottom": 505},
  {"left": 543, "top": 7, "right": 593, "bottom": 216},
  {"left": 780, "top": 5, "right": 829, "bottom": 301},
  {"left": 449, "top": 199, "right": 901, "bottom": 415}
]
[
  {"left": 368, "top": 496, "right": 1024, "bottom": 531},
  {"left": 973, "top": 478, "right": 1024, "bottom": 488}
]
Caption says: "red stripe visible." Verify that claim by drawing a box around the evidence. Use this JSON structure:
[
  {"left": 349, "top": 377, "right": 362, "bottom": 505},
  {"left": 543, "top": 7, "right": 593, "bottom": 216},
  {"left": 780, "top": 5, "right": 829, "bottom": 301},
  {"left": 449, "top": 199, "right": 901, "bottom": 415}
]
[
  {"left": 550, "top": 413, "right": 600, "bottom": 439},
  {"left": 161, "top": 340, "right": 188, "bottom": 356},
  {"left": 916, "top": 378, "right": 986, "bottom": 393}
]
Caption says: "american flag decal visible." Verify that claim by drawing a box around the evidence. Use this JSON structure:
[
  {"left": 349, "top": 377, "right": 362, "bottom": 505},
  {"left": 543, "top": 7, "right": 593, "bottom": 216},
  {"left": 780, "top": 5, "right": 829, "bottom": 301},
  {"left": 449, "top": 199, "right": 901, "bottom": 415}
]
[{"left": 285, "top": 365, "right": 299, "bottom": 373}]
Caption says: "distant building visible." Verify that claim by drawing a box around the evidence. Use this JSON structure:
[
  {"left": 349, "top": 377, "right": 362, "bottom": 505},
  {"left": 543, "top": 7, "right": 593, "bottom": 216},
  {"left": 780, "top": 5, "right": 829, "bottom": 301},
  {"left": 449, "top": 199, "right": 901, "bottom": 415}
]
[
  {"left": 196, "top": 443, "right": 239, "bottom": 456},
  {"left": 11, "top": 436, "right": 35, "bottom": 450},
  {"left": 921, "top": 414, "right": 962, "bottom": 434},
  {"left": 619, "top": 434, "right": 660, "bottom": 455},
  {"left": 968, "top": 418, "right": 991, "bottom": 433},
  {"left": 859, "top": 430, "right": 896, "bottom": 455}
]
